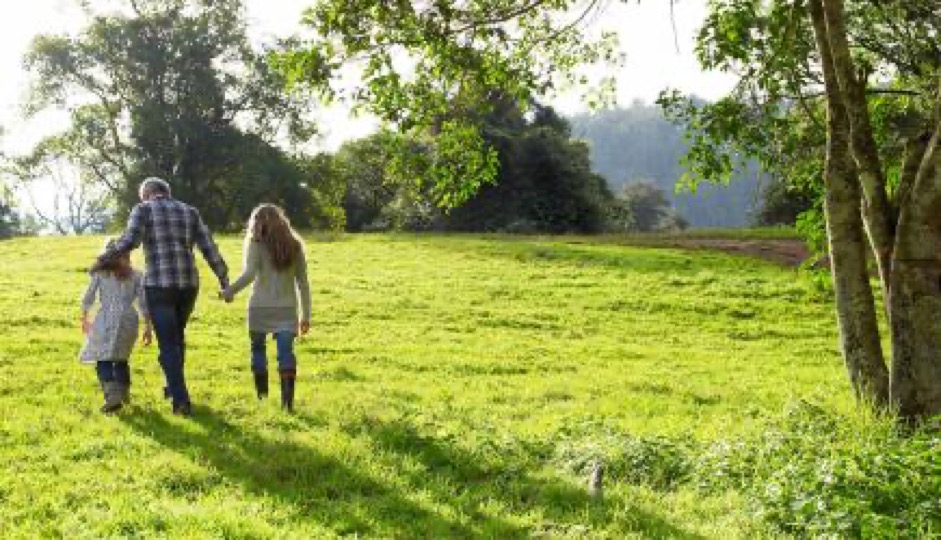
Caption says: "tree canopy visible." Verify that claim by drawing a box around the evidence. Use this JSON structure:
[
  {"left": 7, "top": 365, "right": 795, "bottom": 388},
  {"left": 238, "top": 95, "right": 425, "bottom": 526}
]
[
  {"left": 17, "top": 0, "right": 324, "bottom": 229},
  {"left": 276, "top": 0, "right": 620, "bottom": 207}
]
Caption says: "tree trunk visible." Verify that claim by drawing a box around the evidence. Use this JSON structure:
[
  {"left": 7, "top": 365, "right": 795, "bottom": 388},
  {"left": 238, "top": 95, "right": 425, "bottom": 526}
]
[
  {"left": 889, "top": 108, "right": 941, "bottom": 419},
  {"left": 817, "top": 0, "right": 941, "bottom": 420},
  {"left": 809, "top": 0, "right": 890, "bottom": 406},
  {"left": 820, "top": 0, "right": 896, "bottom": 294}
]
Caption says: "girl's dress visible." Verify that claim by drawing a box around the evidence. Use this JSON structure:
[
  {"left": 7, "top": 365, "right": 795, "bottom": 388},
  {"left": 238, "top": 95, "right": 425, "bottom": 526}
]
[{"left": 79, "top": 271, "right": 147, "bottom": 364}]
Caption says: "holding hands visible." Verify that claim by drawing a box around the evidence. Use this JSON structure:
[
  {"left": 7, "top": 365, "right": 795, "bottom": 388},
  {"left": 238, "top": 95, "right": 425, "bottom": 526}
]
[
  {"left": 219, "top": 288, "right": 235, "bottom": 303},
  {"left": 141, "top": 323, "right": 153, "bottom": 346}
]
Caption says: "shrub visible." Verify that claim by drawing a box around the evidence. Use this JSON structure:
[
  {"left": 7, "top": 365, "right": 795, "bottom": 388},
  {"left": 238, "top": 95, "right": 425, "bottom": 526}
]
[
  {"left": 693, "top": 402, "right": 941, "bottom": 538},
  {"left": 552, "top": 404, "right": 941, "bottom": 538},
  {"left": 552, "top": 422, "right": 692, "bottom": 491}
]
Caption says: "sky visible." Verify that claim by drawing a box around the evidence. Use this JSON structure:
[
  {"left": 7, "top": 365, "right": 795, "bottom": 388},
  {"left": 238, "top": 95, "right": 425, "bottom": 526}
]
[{"left": 0, "top": 0, "right": 735, "bottom": 204}]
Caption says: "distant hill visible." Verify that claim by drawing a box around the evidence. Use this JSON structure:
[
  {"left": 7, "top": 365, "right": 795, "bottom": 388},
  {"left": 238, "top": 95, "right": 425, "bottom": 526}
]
[{"left": 569, "top": 104, "right": 762, "bottom": 228}]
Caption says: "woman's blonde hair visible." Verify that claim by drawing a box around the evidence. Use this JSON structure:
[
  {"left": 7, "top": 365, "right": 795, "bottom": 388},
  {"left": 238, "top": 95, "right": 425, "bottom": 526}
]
[{"left": 246, "top": 204, "right": 302, "bottom": 271}]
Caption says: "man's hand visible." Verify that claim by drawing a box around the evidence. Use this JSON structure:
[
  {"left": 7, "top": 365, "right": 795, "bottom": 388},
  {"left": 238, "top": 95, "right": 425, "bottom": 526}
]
[
  {"left": 142, "top": 324, "right": 153, "bottom": 346},
  {"left": 81, "top": 318, "right": 91, "bottom": 335},
  {"left": 299, "top": 319, "right": 310, "bottom": 336}
]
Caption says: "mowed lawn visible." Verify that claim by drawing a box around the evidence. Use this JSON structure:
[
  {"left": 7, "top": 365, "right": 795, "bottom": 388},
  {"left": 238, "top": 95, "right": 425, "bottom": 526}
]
[{"left": 0, "top": 234, "right": 851, "bottom": 538}]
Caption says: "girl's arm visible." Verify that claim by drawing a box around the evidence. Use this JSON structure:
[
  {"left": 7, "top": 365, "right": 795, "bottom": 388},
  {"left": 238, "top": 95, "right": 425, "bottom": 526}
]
[
  {"left": 80, "top": 273, "right": 100, "bottom": 334},
  {"left": 223, "top": 240, "right": 260, "bottom": 300},
  {"left": 295, "top": 247, "right": 312, "bottom": 334}
]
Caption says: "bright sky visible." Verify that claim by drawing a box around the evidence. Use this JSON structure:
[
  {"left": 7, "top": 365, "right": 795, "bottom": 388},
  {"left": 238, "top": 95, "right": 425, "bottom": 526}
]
[{"left": 0, "top": 0, "right": 734, "bottom": 203}]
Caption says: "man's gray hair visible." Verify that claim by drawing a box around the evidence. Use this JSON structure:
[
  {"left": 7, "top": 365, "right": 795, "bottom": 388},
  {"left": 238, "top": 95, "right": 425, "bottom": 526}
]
[{"left": 139, "top": 177, "right": 171, "bottom": 198}]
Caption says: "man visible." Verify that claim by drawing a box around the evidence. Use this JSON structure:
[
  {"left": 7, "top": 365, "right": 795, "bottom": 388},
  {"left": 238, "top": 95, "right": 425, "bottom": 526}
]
[{"left": 96, "top": 177, "right": 228, "bottom": 416}]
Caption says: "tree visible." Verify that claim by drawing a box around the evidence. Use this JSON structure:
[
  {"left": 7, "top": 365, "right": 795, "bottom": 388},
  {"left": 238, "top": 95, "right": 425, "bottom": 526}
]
[
  {"left": 294, "top": 152, "right": 347, "bottom": 232},
  {"left": 23, "top": 0, "right": 320, "bottom": 229},
  {"left": 333, "top": 134, "right": 401, "bottom": 232},
  {"left": 615, "top": 181, "right": 687, "bottom": 233},
  {"left": 330, "top": 104, "right": 616, "bottom": 234},
  {"left": 277, "top": 0, "right": 619, "bottom": 209},
  {"left": 755, "top": 176, "right": 817, "bottom": 227},
  {"left": 0, "top": 188, "right": 21, "bottom": 239},
  {"left": 6, "top": 135, "right": 112, "bottom": 235},
  {"left": 444, "top": 104, "right": 615, "bottom": 234},
  {"left": 660, "top": 0, "right": 941, "bottom": 420}
]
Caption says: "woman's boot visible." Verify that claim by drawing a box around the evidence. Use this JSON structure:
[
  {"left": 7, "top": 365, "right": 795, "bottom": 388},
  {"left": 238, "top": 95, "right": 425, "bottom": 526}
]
[
  {"left": 279, "top": 369, "right": 296, "bottom": 412},
  {"left": 253, "top": 370, "right": 269, "bottom": 399}
]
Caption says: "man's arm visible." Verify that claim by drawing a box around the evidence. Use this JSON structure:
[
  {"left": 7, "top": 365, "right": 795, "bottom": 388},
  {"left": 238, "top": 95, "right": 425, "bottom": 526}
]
[
  {"left": 192, "top": 208, "right": 229, "bottom": 289},
  {"left": 135, "top": 272, "right": 153, "bottom": 346},
  {"left": 96, "top": 205, "right": 146, "bottom": 266}
]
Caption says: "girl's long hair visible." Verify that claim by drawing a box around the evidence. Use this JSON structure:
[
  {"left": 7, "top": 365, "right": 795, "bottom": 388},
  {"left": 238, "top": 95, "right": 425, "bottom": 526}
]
[
  {"left": 246, "top": 204, "right": 302, "bottom": 271},
  {"left": 94, "top": 238, "right": 133, "bottom": 280}
]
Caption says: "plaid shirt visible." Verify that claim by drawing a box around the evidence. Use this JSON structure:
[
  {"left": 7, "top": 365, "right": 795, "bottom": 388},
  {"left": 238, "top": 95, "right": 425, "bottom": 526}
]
[{"left": 102, "top": 197, "right": 228, "bottom": 289}]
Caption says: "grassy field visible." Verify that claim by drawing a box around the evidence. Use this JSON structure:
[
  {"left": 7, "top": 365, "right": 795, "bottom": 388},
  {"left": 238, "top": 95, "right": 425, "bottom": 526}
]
[{"left": 0, "top": 233, "right": 933, "bottom": 538}]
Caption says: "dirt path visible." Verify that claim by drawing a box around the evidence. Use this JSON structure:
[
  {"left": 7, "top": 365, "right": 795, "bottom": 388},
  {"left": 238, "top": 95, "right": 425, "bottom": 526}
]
[{"left": 660, "top": 238, "right": 811, "bottom": 267}]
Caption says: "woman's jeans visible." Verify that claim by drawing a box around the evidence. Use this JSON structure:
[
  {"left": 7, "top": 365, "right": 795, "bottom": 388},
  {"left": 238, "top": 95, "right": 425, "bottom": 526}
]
[
  {"left": 250, "top": 332, "right": 297, "bottom": 373},
  {"left": 146, "top": 287, "right": 198, "bottom": 407}
]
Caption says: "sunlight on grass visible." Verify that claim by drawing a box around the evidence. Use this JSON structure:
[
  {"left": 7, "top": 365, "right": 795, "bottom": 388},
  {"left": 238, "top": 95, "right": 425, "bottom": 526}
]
[{"left": 0, "top": 234, "right": 872, "bottom": 537}]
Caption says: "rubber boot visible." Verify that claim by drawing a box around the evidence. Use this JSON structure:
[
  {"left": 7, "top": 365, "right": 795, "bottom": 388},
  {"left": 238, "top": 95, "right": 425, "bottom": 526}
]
[
  {"left": 100, "top": 381, "right": 124, "bottom": 414},
  {"left": 279, "top": 369, "right": 296, "bottom": 413},
  {"left": 114, "top": 362, "right": 131, "bottom": 404},
  {"left": 117, "top": 383, "right": 131, "bottom": 405},
  {"left": 253, "top": 370, "right": 269, "bottom": 399}
]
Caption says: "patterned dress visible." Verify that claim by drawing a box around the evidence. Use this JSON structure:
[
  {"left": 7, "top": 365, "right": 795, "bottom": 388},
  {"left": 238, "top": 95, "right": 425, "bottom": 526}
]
[{"left": 79, "top": 271, "right": 148, "bottom": 365}]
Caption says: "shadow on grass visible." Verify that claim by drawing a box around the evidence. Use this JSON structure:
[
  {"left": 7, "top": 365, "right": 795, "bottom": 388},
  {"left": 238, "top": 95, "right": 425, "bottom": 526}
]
[
  {"left": 322, "top": 414, "right": 706, "bottom": 539},
  {"left": 121, "top": 406, "right": 507, "bottom": 537},
  {"left": 122, "top": 405, "right": 703, "bottom": 538}
]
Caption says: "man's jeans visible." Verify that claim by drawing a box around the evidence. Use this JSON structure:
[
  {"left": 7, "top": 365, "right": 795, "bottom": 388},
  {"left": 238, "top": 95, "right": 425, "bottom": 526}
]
[
  {"left": 146, "top": 287, "right": 198, "bottom": 407},
  {"left": 250, "top": 331, "right": 297, "bottom": 373}
]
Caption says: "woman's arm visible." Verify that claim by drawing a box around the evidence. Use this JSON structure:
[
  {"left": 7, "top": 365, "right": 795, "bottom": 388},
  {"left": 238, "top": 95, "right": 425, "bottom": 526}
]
[
  {"left": 295, "top": 247, "right": 312, "bottom": 334},
  {"left": 224, "top": 239, "right": 260, "bottom": 300}
]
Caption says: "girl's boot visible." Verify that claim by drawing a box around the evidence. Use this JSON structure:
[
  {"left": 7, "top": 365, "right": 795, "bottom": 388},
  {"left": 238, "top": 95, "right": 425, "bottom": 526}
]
[
  {"left": 253, "top": 370, "right": 269, "bottom": 399},
  {"left": 279, "top": 369, "right": 296, "bottom": 412},
  {"left": 114, "top": 361, "right": 131, "bottom": 404},
  {"left": 101, "top": 381, "right": 124, "bottom": 414}
]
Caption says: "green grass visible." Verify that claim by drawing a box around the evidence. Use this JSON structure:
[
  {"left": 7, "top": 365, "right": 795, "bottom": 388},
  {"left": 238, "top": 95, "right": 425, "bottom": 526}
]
[
  {"left": 0, "top": 233, "right": 923, "bottom": 538},
  {"left": 662, "top": 226, "right": 801, "bottom": 240}
]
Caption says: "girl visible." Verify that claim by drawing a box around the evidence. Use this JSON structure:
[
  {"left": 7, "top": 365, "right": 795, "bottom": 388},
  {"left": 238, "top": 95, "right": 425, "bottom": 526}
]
[
  {"left": 80, "top": 239, "right": 152, "bottom": 413},
  {"left": 223, "top": 204, "right": 311, "bottom": 412}
]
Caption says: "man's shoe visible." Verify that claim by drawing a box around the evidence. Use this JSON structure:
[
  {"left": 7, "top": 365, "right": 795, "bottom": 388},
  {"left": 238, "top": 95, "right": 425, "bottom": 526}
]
[
  {"left": 172, "top": 402, "right": 192, "bottom": 417},
  {"left": 100, "top": 402, "right": 123, "bottom": 414}
]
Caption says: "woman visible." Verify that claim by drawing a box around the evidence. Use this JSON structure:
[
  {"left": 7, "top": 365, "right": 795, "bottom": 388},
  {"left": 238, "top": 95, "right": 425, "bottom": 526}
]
[{"left": 222, "top": 204, "right": 311, "bottom": 412}]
